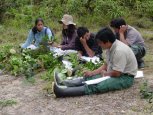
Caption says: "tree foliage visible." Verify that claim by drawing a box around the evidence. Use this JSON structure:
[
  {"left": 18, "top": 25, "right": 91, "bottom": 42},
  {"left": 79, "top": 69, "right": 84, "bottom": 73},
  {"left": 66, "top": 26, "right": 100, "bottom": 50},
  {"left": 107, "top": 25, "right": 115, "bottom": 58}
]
[{"left": 1, "top": 0, "right": 153, "bottom": 27}]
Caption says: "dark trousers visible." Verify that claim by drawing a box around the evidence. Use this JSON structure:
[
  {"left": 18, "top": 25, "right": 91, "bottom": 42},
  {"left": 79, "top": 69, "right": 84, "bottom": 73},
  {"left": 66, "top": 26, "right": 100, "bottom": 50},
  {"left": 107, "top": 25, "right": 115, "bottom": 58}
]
[{"left": 130, "top": 45, "right": 146, "bottom": 63}]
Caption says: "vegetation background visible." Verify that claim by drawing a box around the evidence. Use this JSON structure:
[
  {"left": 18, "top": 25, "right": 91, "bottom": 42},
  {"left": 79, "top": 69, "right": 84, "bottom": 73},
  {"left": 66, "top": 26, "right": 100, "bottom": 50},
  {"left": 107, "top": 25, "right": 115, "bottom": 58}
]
[{"left": 1, "top": 0, "right": 153, "bottom": 46}]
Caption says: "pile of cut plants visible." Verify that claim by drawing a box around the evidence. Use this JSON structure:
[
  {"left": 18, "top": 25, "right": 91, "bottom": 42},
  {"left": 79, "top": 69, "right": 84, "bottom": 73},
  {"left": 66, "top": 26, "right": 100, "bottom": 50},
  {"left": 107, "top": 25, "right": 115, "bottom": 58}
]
[{"left": 0, "top": 45, "right": 104, "bottom": 83}]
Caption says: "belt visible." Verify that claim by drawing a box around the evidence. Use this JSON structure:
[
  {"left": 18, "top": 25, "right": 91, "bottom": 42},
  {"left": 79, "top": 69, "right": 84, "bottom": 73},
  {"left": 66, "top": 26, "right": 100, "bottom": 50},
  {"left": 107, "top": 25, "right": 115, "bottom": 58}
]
[{"left": 122, "top": 73, "right": 134, "bottom": 78}]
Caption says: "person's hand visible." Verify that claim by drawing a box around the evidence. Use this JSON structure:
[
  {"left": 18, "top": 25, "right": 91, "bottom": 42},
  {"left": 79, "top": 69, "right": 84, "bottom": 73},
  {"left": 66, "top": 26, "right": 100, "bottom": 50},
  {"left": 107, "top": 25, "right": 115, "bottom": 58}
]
[
  {"left": 51, "top": 42, "right": 59, "bottom": 47},
  {"left": 100, "top": 70, "right": 107, "bottom": 77},
  {"left": 57, "top": 45, "right": 62, "bottom": 48},
  {"left": 80, "top": 37, "right": 87, "bottom": 45},
  {"left": 77, "top": 53, "right": 82, "bottom": 59},
  {"left": 119, "top": 25, "right": 127, "bottom": 34},
  {"left": 84, "top": 71, "right": 93, "bottom": 77},
  {"left": 48, "top": 41, "right": 53, "bottom": 45}
]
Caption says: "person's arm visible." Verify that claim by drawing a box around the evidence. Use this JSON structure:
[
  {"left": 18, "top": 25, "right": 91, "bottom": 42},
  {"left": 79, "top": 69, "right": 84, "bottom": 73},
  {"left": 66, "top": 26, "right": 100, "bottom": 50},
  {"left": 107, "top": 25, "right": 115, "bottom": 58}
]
[
  {"left": 61, "top": 40, "right": 76, "bottom": 50},
  {"left": 60, "top": 35, "right": 65, "bottom": 45},
  {"left": 61, "top": 33, "right": 77, "bottom": 50},
  {"left": 80, "top": 37, "right": 95, "bottom": 57},
  {"left": 21, "top": 30, "right": 34, "bottom": 49},
  {"left": 119, "top": 32, "right": 129, "bottom": 45},
  {"left": 78, "top": 51, "right": 83, "bottom": 58},
  {"left": 91, "top": 38, "right": 102, "bottom": 56},
  {"left": 84, "top": 63, "right": 107, "bottom": 77},
  {"left": 91, "top": 63, "right": 107, "bottom": 75},
  {"left": 103, "top": 70, "right": 121, "bottom": 77},
  {"left": 46, "top": 28, "right": 54, "bottom": 45},
  {"left": 75, "top": 38, "right": 83, "bottom": 58},
  {"left": 46, "top": 28, "right": 53, "bottom": 41},
  {"left": 119, "top": 25, "right": 129, "bottom": 45}
]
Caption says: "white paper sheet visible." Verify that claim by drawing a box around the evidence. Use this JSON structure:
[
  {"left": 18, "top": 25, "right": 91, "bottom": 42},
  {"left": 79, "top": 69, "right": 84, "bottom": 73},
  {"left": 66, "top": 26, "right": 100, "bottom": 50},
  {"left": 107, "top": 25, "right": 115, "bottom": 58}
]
[
  {"left": 81, "top": 56, "right": 100, "bottom": 64},
  {"left": 135, "top": 71, "right": 144, "bottom": 78},
  {"left": 84, "top": 71, "right": 144, "bottom": 85},
  {"left": 64, "top": 50, "right": 77, "bottom": 54},
  {"left": 85, "top": 76, "right": 111, "bottom": 85},
  {"left": 50, "top": 47, "right": 77, "bottom": 57},
  {"left": 26, "top": 44, "right": 38, "bottom": 50}
]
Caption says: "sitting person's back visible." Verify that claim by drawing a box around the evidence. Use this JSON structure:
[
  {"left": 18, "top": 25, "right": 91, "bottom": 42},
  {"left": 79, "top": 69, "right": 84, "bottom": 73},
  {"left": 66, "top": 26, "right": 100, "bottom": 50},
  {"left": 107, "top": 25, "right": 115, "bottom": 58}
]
[
  {"left": 106, "top": 39, "right": 137, "bottom": 76},
  {"left": 125, "top": 25, "right": 145, "bottom": 46}
]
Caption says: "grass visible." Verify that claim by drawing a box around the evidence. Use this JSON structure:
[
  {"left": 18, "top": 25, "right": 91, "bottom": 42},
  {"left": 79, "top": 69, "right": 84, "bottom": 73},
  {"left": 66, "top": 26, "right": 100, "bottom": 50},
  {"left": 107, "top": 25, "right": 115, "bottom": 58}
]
[
  {"left": 23, "top": 77, "right": 36, "bottom": 85},
  {"left": 0, "top": 26, "right": 26, "bottom": 47},
  {"left": 139, "top": 28, "right": 153, "bottom": 70},
  {"left": 0, "top": 15, "right": 153, "bottom": 47},
  {"left": 0, "top": 99, "right": 17, "bottom": 107},
  {"left": 139, "top": 29, "right": 153, "bottom": 40}
]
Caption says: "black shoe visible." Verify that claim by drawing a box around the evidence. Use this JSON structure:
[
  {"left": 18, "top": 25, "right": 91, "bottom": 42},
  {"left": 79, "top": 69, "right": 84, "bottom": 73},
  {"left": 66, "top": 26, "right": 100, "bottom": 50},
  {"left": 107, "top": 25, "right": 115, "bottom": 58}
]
[
  {"left": 54, "top": 72, "right": 63, "bottom": 85},
  {"left": 63, "top": 77, "right": 85, "bottom": 87},
  {"left": 52, "top": 81, "right": 86, "bottom": 98},
  {"left": 54, "top": 72, "right": 85, "bottom": 87},
  {"left": 138, "top": 61, "right": 145, "bottom": 69}
]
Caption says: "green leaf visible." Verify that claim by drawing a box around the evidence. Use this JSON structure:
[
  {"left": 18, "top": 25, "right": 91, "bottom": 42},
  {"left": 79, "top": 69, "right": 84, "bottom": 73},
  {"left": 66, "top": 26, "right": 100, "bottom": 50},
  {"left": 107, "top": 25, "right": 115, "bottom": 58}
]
[{"left": 61, "top": 69, "right": 68, "bottom": 74}]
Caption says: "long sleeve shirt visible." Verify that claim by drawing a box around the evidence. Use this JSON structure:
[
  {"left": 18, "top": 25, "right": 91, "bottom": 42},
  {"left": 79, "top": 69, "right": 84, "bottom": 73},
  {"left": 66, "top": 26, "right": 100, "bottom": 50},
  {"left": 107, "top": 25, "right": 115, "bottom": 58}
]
[
  {"left": 21, "top": 27, "right": 53, "bottom": 49},
  {"left": 61, "top": 30, "right": 77, "bottom": 50}
]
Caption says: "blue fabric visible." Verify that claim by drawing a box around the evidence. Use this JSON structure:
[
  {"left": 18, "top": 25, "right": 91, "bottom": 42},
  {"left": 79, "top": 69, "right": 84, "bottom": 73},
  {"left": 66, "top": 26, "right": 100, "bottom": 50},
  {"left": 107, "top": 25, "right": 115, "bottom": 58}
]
[{"left": 21, "top": 27, "right": 53, "bottom": 49}]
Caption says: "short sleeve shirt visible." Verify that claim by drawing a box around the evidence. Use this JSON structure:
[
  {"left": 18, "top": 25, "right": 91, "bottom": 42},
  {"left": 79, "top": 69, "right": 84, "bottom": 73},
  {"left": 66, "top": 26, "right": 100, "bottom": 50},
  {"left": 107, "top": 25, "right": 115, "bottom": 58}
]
[
  {"left": 125, "top": 25, "right": 145, "bottom": 46},
  {"left": 106, "top": 40, "right": 137, "bottom": 76}
]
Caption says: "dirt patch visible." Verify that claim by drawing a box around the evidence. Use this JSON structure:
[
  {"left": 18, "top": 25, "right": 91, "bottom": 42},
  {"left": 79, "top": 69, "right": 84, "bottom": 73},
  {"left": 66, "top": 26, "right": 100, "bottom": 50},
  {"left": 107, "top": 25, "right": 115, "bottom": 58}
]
[{"left": 0, "top": 71, "right": 153, "bottom": 115}]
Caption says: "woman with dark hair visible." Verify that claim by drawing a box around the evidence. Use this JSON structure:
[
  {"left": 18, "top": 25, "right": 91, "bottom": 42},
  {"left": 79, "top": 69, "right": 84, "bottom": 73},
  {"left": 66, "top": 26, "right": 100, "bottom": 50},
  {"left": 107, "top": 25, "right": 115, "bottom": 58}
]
[
  {"left": 58, "top": 14, "right": 77, "bottom": 50},
  {"left": 21, "top": 18, "right": 54, "bottom": 49}
]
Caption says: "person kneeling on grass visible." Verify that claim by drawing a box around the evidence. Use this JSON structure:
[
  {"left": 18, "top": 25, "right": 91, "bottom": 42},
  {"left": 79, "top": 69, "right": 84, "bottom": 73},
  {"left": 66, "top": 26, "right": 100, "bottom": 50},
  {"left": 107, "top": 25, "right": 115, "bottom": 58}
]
[
  {"left": 76, "top": 27, "right": 102, "bottom": 58},
  {"left": 21, "top": 18, "right": 54, "bottom": 49},
  {"left": 52, "top": 27, "right": 138, "bottom": 98},
  {"left": 110, "top": 18, "right": 146, "bottom": 69}
]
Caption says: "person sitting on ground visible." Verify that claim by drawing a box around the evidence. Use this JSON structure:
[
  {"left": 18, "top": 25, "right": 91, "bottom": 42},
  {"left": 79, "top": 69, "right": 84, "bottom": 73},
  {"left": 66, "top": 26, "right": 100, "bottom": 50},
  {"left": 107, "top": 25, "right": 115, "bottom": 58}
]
[
  {"left": 56, "top": 14, "right": 77, "bottom": 50},
  {"left": 52, "top": 27, "right": 137, "bottom": 98},
  {"left": 75, "top": 27, "right": 102, "bottom": 58},
  {"left": 110, "top": 18, "right": 146, "bottom": 69},
  {"left": 21, "top": 18, "right": 54, "bottom": 49}
]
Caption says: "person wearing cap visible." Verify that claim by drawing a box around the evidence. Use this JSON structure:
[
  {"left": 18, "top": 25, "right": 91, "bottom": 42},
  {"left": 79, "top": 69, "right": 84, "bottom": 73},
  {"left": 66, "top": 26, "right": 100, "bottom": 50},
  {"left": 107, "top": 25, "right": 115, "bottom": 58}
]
[
  {"left": 76, "top": 27, "right": 102, "bottom": 58},
  {"left": 58, "top": 14, "right": 77, "bottom": 50},
  {"left": 110, "top": 18, "right": 146, "bottom": 69},
  {"left": 52, "top": 27, "right": 137, "bottom": 98}
]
